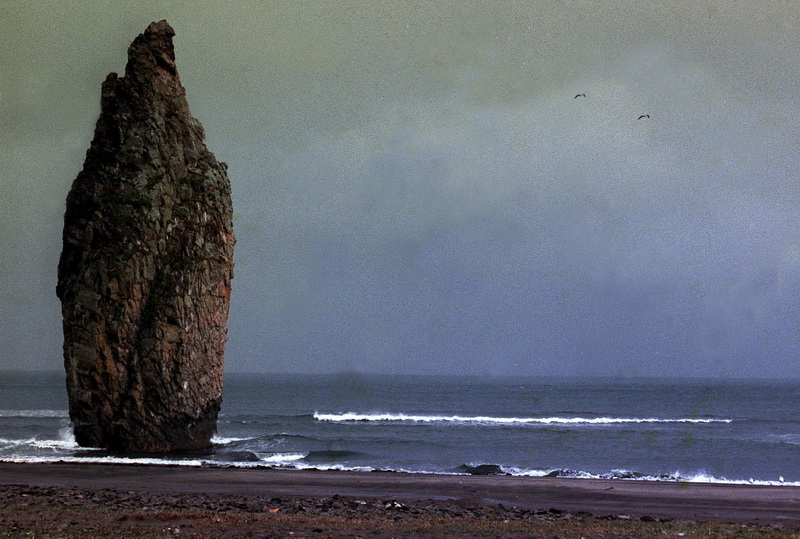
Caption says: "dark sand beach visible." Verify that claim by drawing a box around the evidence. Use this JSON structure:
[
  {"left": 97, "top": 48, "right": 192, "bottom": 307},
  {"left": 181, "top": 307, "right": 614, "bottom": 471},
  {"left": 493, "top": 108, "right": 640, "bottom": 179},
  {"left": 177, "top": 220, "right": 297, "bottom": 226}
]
[{"left": 2, "top": 462, "right": 800, "bottom": 537}]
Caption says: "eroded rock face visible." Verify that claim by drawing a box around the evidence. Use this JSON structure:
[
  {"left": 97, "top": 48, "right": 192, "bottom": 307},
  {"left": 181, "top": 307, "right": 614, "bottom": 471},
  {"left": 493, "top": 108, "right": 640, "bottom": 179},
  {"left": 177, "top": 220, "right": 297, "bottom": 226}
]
[{"left": 56, "top": 21, "right": 234, "bottom": 452}]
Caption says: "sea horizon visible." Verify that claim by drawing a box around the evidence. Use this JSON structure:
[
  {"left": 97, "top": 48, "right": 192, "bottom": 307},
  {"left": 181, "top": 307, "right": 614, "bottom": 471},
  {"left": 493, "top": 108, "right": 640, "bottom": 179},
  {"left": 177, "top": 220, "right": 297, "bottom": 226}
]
[{"left": 5, "top": 368, "right": 799, "bottom": 383}]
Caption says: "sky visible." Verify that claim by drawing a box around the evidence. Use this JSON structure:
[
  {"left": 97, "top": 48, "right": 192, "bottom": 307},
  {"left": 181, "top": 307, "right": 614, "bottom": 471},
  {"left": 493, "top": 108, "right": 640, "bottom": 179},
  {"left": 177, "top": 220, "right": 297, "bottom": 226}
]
[{"left": 1, "top": 1, "right": 799, "bottom": 377}]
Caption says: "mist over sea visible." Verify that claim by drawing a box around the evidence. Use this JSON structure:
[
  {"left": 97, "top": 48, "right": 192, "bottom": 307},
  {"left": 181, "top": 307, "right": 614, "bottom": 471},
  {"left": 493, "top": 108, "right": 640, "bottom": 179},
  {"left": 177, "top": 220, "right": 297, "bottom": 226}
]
[{"left": 1, "top": 371, "right": 798, "bottom": 485}]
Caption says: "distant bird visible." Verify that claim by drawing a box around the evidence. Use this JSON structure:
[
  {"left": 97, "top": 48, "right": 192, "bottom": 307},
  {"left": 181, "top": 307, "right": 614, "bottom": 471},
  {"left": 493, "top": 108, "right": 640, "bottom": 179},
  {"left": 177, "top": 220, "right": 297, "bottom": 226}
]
[
  {"left": 637, "top": 114, "right": 650, "bottom": 120},
  {"left": 574, "top": 93, "right": 586, "bottom": 98}
]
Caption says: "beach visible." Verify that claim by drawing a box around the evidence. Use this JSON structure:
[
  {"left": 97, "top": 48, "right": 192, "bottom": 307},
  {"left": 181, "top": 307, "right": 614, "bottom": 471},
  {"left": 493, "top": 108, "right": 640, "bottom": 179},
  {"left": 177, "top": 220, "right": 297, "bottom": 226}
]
[{"left": 2, "top": 462, "right": 799, "bottom": 537}]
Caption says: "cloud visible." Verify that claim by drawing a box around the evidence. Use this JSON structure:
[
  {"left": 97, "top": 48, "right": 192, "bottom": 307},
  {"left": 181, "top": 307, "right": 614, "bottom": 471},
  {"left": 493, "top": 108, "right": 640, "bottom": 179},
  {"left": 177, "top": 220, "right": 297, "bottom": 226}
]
[
  {"left": 227, "top": 65, "right": 800, "bottom": 375},
  {"left": 2, "top": 1, "right": 799, "bottom": 376}
]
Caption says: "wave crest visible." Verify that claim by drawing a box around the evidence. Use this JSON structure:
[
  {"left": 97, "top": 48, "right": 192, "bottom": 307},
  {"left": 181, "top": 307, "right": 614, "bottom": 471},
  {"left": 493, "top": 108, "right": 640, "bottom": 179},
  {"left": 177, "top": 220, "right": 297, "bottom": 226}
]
[
  {"left": 0, "top": 410, "right": 69, "bottom": 418},
  {"left": 313, "top": 412, "right": 732, "bottom": 425}
]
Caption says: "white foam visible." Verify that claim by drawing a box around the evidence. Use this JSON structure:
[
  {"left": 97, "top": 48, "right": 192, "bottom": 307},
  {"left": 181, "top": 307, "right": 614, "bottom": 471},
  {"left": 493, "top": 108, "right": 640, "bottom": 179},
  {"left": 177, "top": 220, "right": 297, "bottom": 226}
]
[
  {"left": 0, "top": 454, "right": 795, "bottom": 486},
  {"left": 292, "top": 462, "right": 375, "bottom": 473},
  {"left": 668, "top": 471, "right": 800, "bottom": 487},
  {"left": 505, "top": 467, "right": 800, "bottom": 486},
  {"left": 0, "top": 410, "right": 69, "bottom": 418},
  {"left": 0, "top": 455, "right": 206, "bottom": 466},
  {"left": 29, "top": 438, "right": 79, "bottom": 451},
  {"left": 509, "top": 468, "right": 595, "bottom": 479},
  {"left": 0, "top": 435, "right": 97, "bottom": 452},
  {"left": 258, "top": 453, "right": 306, "bottom": 464},
  {"left": 210, "top": 435, "right": 258, "bottom": 445},
  {"left": 313, "top": 412, "right": 732, "bottom": 425},
  {"left": 0, "top": 437, "right": 35, "bottom": 448}
]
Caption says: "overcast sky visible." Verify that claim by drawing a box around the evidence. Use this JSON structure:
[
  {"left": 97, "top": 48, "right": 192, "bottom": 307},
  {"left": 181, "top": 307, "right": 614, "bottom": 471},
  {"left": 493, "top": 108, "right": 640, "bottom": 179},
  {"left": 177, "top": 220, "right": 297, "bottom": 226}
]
[{"left": 2, "top": 1, "right": 799, "bottom": 377}]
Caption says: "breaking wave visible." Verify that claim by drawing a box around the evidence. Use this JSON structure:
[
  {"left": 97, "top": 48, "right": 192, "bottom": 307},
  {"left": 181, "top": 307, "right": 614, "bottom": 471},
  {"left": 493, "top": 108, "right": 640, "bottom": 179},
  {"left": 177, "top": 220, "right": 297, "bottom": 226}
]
[
  {"left": 210, "top": 435, "right": 259, "bottom": 445},
  {"left": 506, "top": 467, "right": 799, "bottom": 486},
  {"left": 0, "top": 451, "right": 794, "bottom": 486},
  {"left": 0, "top": 410, "right": 69, "bottom": 418},
  {"left": 313, "top": 412, "right": 732, "bottom": 425}
]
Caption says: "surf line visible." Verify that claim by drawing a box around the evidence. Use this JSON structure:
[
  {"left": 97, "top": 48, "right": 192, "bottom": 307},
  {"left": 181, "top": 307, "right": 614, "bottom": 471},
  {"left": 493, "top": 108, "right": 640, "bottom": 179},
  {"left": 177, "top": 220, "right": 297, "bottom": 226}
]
[{"left": 313, "top": 413, "right": 732, "bottom": 425}]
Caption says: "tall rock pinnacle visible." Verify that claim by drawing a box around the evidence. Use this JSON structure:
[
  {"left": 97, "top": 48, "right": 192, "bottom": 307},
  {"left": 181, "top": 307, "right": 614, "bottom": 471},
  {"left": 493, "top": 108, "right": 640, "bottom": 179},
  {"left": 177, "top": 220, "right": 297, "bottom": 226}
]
[{"left": 57, "top": 21, "right": 235, "bottom": 452}]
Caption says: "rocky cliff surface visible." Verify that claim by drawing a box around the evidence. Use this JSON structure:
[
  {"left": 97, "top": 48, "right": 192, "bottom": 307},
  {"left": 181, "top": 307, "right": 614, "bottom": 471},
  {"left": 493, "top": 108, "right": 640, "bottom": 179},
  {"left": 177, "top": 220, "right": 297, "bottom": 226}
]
[{"left": 57, "top": 21, "right": 234, "bottom": 452}]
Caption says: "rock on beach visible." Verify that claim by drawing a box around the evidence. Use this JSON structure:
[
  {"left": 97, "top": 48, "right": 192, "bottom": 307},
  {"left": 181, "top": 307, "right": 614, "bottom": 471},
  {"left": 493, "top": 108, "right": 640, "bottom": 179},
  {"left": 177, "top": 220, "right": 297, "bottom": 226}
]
[{"left": 56, "top": 20, "right": 234, "bottom": 452}]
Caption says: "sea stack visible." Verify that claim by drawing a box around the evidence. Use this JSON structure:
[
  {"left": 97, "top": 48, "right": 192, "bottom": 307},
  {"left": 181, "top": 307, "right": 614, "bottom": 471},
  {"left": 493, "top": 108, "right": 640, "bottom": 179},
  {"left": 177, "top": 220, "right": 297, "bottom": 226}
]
[{"left": 56, "top": 21, "right": 234, "bottom": 452}]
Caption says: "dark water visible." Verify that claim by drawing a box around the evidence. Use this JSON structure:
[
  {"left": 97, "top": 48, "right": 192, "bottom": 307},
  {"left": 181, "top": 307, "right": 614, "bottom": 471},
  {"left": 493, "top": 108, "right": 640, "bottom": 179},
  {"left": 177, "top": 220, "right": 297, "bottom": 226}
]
[{"left": 1, "top": 371, "right": 798, "bottom": 484}]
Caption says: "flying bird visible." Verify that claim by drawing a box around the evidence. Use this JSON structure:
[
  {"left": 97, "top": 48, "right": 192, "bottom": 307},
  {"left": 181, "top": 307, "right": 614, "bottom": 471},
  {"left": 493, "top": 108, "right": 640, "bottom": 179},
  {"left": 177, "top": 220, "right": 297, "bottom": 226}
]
[
  {"left": 637, "top": 114, "right": 650, "bottom": 120},
  {"left": 574, "top": 93, "right": 586, "bottom": 98}
]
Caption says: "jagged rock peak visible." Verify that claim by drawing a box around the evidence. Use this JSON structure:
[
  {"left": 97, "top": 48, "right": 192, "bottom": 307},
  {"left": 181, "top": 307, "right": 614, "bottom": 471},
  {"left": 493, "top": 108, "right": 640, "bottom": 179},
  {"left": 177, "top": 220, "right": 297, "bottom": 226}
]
[
  {"left": 131, "top": 20, "right": 177, "bottom": 70},
  {"left": 57, "top": 21, "right": 234, "bottom": 453},
  {"left": 122, "top": 21, "right": 180, "bottom": 88}
]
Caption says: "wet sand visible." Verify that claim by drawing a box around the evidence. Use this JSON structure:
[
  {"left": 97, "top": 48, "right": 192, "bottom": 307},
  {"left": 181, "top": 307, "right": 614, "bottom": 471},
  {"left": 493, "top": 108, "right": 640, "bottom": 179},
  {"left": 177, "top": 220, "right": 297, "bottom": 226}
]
[{"left": 2, "top": 462, "right": 799, "bottom": 536}]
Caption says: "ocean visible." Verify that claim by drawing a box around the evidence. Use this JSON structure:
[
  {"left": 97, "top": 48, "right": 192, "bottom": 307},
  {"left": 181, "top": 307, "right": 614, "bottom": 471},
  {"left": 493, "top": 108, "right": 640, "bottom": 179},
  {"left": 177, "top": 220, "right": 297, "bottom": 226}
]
[{"left": 1, "top": 371, "right": 798, "bottom": 485}]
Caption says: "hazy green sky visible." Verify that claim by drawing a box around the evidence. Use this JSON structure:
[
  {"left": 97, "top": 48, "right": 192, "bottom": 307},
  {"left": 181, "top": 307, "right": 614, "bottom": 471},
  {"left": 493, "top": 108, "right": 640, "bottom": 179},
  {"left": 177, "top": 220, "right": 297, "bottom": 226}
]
[{"left": 2, "top": 1, "right": 799, "bottom": 376}]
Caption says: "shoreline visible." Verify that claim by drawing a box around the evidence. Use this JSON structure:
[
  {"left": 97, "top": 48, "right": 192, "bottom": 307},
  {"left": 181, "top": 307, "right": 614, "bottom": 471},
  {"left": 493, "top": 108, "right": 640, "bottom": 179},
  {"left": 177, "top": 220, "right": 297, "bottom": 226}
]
[
  {"left": 2, "top": 462, "right": 799, "bottom": 529},
  {"left": 3, "top": 450, "right": 796, "bottom": 487}
]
